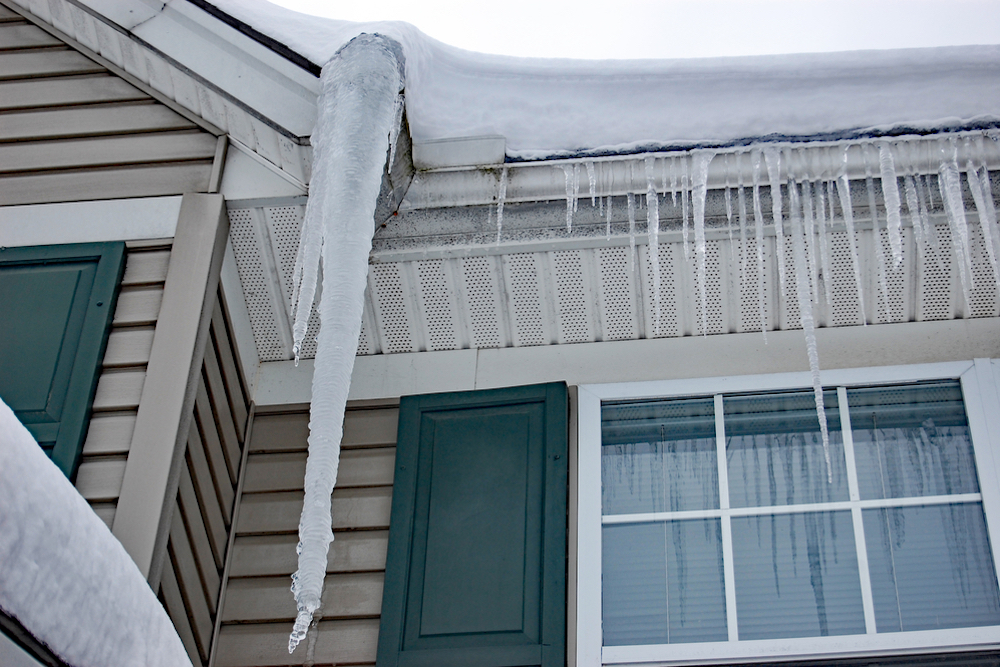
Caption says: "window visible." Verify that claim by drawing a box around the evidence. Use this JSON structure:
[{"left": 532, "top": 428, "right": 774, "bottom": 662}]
[{"left": 577, "top": 361, "right": 1000, "bottom": 665}]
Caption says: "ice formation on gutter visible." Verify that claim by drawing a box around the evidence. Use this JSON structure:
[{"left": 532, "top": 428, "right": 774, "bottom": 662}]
[
  {"left": 0, "top": 398, "right": 192, "bottom": 667},
  {"left": 516, "top": 131, "right": 1000, "bottom": 478},
  {"left": 286, "top": 34, "right": 403, "bottom": 654}
]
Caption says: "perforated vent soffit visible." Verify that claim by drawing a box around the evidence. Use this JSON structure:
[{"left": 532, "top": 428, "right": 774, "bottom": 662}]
[{"left": 227, "top": 135, "right": 1000, "bottom": 362}]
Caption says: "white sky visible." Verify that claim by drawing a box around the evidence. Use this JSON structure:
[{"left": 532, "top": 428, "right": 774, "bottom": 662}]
[{"left": 267, "top": 0, "right": 1000, "bottom": 60}]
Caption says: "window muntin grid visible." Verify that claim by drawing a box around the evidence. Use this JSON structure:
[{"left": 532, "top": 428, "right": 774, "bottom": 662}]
[{"left": 598, "top": 379, "right": 1000, "bottom": 654}]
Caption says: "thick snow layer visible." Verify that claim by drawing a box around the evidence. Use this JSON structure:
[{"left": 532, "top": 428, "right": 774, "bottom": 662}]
[
  {"left": 211, "top": 0, "right": 1000, "bottom": 159},
  {"left": 0, "top": 398, "right": 192, "bottom": 667}
]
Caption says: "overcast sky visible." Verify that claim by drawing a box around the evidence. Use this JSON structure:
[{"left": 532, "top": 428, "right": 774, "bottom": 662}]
[{"left": 266, "top": 0, "right": 1000, "bottom": 60}]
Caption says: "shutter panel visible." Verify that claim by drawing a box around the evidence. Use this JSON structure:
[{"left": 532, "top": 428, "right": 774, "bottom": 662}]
[
  {"left": 0, "top": 242, "right": 125, "bottom": 478},
  {"left": 378, "top": 382, "right": 567, "bottom": 667}
]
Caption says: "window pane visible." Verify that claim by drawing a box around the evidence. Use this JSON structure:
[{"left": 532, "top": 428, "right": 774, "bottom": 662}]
[
  {"left": 725, "top": 390, "right": 848, "bottom": 508},
  {"left": 603, "top": 520, "right": 727, "bottom": 645},
  {"left": 602, "top": 398, "right": 718, "bottom": 513},
  {"left": 864, "top": 503, "right": 1000, "bottom": 632},
  {"left": 732, "top": 511, "right": 864, "bottom": 639},
  {"left": 850, "top": 382, "right": 978, "bottom": 500}
]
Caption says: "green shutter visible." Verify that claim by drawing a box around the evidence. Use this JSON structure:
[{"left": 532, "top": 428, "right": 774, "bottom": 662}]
[
  {"left": 377, "top": 382, "right": 567, "bottom": 667},
  {"left": 0, "top": 242, "right": 125, "bottom": 479}
]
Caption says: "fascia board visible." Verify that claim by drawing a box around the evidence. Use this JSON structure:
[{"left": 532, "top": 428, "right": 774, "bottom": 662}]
[{"left": 78, "top": 0, "right": 319, "bottom": 137}]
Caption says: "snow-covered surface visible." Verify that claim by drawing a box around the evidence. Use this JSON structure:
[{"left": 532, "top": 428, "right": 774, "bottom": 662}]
[
  {"left": 211, "top": 0, "right": 1000, "bottom": 159},
  {"left": 0, "top": 398, "right": 192, "bottom": 667}
]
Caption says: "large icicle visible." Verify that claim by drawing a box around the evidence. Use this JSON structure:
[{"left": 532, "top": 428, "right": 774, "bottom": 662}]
[
  {"left": 836, "top": 146, "right": 866, "bottom": 324},
  {"left": 645, "top": 157, "right": 662, "bottom": 336},
  {"left": 965, "top": 139, "right": 1000, "bottom": 287},
  {"left": 692, "top": 151, "right": 715, "bottom": 335},
  {"left": 764, "top": 148, "right": 787, "bottom": 290},
  {"left": 788, "top": 179, "right": 833, "bottom": 484},
  {"left": 878, "top": 142, "right": 905, "bottom": 269},
  {"left": 561, "top": 165, "right": 575, "bottom": 231},
  {"left": 287, "top": 34, "right": 403, "bottom": 654}
]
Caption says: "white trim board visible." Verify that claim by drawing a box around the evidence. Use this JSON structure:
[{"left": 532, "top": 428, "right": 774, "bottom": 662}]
[
  {"left": 252, "top": 317, "right": 1000, "bottom": 405},
  {"left": 0, "top": 197, "right": 182, "bottom": 247}
]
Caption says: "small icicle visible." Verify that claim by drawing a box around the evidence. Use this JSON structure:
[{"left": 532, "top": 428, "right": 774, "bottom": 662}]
[
  {"left": 903, "top": 171, "right": 927, "bottom": 264},
  {"left": 606, "top": 195, "right": 612, "bottom": 240},
  {"left": 975, "top": 136, "right": 1000, "bottom": 284},
  {"left": 627, "top": 191, "right": 637, "bottom": 274},
  {"left": 661, "top": 158, "right": 669, "bottom": 195},
  {"left": 966, "top": 137, "right": 1000, "bottom": 289},
  {"left": 681, "top": 157, "right": 691, "bottom": 260},
  {"left": 560, "top": 165, "right": 574, "bottom": 231},
  {"left": 692, "top": 151, "right": 715, "bottom": 336},
  {"left": 817, "top": 181, "right": 833, "bottom": 308},
  {"left": 572, "top": 163, "right": 581, "bottom": 214},
  {"left": 496, "top": 166, "right": 508, "bottom": 245},
  {"left": 646, "top": 157, "right": 662, "bottom": 337},
  {"left": 670, "top": 157, "right": 678, "bottom": 207},
  {"left": 938, "top": 139, "right": 974, "bottom": 310},
  {"left": 752, "top": 150, "right": 768, "bottom": 341},
  {"left": 878, "top": 142, "right": 904, "bottom": 269},
  {"left": 789, "top": 178, "right": 833, "bottom": 484},
  {"left": 836, "top": 145, "right": 866, "bottom": 325},
  {"left": 586, "top": 160, "right": 597, "bottom": 206},
  {"left": 724, "top": 154, "right": 734, "bottom": 246},
  {"left": 764, "top": 147, "right": 787, "bottom": 290},
  {"left": 863, "top": 144, "right": 889, "bottom": 321},
  {"left": 802, "top": 177, "right": 820, "bottom": 306},
  {"left": 737, "top": 152, "right": 749, "bottom": 290}
]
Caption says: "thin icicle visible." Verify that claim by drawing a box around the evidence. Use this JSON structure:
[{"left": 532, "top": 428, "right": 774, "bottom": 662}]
[
  {"left": 863, "top": 145, "right": 889, "bottom": 321},
  {"left": 290, "top": 195, "right": 324, "bottom": 365},
  {"left": 573, "top": 163, "right": 581, "bottom": 213},
  {"left": 288, "top": 34, "right": 402, "bottom": 654},
  {"left": 692, "top": 151, "right": 715, "bottom": 336},
  {"left": 802, "top": 178, "right": 820, "bottom": 306},
  {"left": 975, "top": 138, "right": 1000, "bottom": 281},
  {"left": 967, "top": 158, "right": 999, "bottom": 286},
  {"left": 817, "top": 181, "right": 833, "bottom": 307},
  {"left": 681, "top": 157, "right": 691, "bottom": 260},
  {"left": 670, "top": 157, "right": 678, "bottom": 207},
  {"left": 586, "top": 160, "right": 597, "bottom": 206},
  {"left": 496, "top": 166, "right": 508, "bottom": 245},
  {"left": 752, "top": 150, "right": 768, "bottom": 341},
  {"left": 904, "top": 173, "right": 926, "bottom": 262},
  {"left": 724, "top": 154, "right": 734, "bottom": 246},
  {"left": 606, "top": 195, "right": 613, "bottom": 240},
  {"left": 836, "top": 145, "right": 866, "bottom": 325},
  {"left": 789, "top": 179, "right": 833, "bottom": 484},
  {"left": 645, "top": 157, "right": 662, "bottom": 336},
  {"left": 764, "top": 147, "right": 787, "bottom": 290},
  {"left": 938, "top": 139, "right": 974, "bottom": 310},
  {"left": 737, "top": 152, "right": 749, "bottom": 290},
  {"left": 627, "top": 191, "right": 637, "bottom": 274},
  {"left": 387, "top": 93, "right": 405, "bottom": 167},
  {"left": 879, "top": 142, "right": 904, "bottom": 269},
  {"left": 561, "top": 165, "right": 574, "bottom": 231}
]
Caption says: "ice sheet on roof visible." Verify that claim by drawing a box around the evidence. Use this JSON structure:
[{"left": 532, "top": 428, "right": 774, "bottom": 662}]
[
  {"left": 213, "top": 0, "right": 999, "bottom": 159},
  {"left": 0, "top": 398, "right": 192, "bottom": 667}
]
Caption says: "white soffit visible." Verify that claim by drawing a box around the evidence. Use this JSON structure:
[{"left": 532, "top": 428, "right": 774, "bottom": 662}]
[
  {"left": 0, "top": 197, "right": 181, "bottom": 247},
  {"left": 6, "top": 0, "right": 314, "bottom": 184}
]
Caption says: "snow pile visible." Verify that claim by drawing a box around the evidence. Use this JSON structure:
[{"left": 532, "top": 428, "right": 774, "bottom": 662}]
[
  {"left": 0, "top": 398, "right": 192, "bottom": 667},
  {"left": 214, "top": 0, "right": 999, "bottom": 159},
  {"left": 286, "top": 34, "right": 404, "bottom": 654}
]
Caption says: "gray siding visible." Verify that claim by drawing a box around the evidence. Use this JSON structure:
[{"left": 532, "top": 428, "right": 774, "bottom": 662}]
[
  {"left": 214, "top": 404, "right": 399, "bottom": 667},
  {"left": 0, "top": 6, "right": 217, "bottom": 206},
  {"left": 159, "top": 290, "right": 251, "bottom": 666},
  {"left": 75, "top": 240, "right": 171, "bottom": 526}
]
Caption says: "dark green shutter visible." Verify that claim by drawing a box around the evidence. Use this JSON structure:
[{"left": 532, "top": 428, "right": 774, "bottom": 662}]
[
  {"left": 377, "top": 382, "right": 567, "bottom": 667},
  {"left": 0, "top": 242, "right": 125, "bottom": 479}
]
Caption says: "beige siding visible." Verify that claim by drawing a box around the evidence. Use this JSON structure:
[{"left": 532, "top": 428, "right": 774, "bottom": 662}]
[
  {"left": 76, "top": 242, "right": 172, "bottom": 525},
  {"left": 159, "top": 293, "right": 251, "bottom": 667},
  {"left": 215, "top": 404, "right": 399, "bottom": 667},
  {"left": 0, "top": 12, "right": 216, "bottom": 206}
]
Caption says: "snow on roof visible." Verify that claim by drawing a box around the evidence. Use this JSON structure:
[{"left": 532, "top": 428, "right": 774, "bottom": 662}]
[
  {"left": 0, "top": 399, "right": 192, "bottom": 667},
  {"left": 210, "top": 0, "right": 1000, "bottom": 159}
]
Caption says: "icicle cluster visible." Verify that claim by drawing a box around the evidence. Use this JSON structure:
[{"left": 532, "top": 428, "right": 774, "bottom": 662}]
[
  {"left": 287, "top": 34, "right": 403, "bottom": 654},
  {"left": 494, "top": 132, "right": 999, "bottom": 481}
]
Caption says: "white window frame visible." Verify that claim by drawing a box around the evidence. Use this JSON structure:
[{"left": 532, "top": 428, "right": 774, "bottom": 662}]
[{"left": 577, "top": 359, "right": 1000, "bottom": 666}]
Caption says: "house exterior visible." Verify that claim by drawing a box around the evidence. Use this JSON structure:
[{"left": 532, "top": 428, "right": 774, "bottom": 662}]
[{"left": 1, "top": 1, "right": 1000, "bottom": 667}]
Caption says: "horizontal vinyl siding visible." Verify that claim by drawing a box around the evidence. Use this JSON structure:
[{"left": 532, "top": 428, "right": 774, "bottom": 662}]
[
  {"left": 76, "top": 241, "right": 171, "bottom": 526},
  {"left": 0, "top": 12, "right": 216, "bottom": 206},
  {"left": 214, "top": 405, "right": 399, "bottom": 667},
  {"left": 159, "top": 293, "right": 251, "bottom": 667}
]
